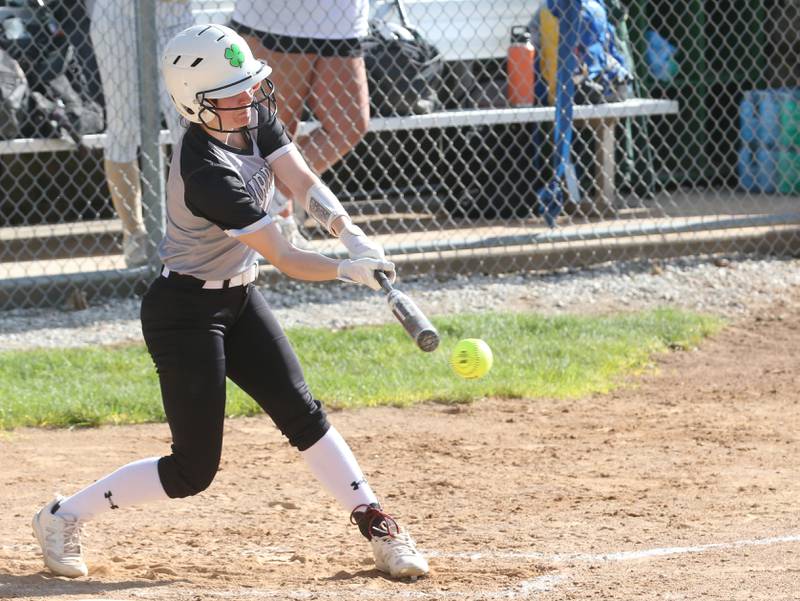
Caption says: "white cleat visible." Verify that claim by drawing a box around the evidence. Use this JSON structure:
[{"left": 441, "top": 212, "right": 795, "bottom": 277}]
[
  {"left": 370, "top": 530, "right": 429, "bottom": 579},
  {"left": 32, "top": 496, "right": 88, "bottom": 578},
  {"left": 351, "top": 503, "right": 429, "bottom": 579}
]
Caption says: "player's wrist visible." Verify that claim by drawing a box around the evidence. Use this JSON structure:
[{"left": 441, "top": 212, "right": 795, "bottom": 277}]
[
  {"left": 305, "top": 183, "right": 347, "bottom": 236},
  {"left": 340, "top": 224, "right": 385, "bottom": 260},
  {"left": 339, "top": 222, "right": 366, "bottom": 241}
]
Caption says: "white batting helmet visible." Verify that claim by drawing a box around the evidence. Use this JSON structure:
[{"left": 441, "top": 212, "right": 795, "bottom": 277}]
[{"left": 162, "top": 24, "right": 275, "bottom": 130}]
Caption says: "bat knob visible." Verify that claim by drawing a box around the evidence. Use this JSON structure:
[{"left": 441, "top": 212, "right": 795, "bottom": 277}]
[{"left": 417, "top": 329, "right": 440, "bottom": 353}]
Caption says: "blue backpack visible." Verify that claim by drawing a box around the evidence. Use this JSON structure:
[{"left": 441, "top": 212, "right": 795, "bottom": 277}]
[
  {"left": 531, "top": 0, "right": 632, "bottom": 104},
  {"left": 575, "top": 0, "right": 632, "bottom": 102}
]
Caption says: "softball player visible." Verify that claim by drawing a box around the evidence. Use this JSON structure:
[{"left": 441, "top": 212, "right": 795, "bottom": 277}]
[{"left": 32, "top": 24, "right": 428, "bottom": 581}]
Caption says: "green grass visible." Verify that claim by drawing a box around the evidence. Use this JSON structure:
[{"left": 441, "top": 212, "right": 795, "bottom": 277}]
[{"left": 0, "top": 308, "right": 722, "bottom": 429}]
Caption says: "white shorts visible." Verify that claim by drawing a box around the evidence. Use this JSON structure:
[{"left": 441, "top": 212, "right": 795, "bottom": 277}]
[
  {"left": 233, "top": 0, "right": 369, "bottom": 41},
  {"left": 90, "top": 0, "right": 193, "bottom": 163}
]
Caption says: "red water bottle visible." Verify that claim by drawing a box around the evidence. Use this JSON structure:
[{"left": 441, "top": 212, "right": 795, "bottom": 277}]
[{"left": 507, "top": 25, "right": 535, "bottom": 107}]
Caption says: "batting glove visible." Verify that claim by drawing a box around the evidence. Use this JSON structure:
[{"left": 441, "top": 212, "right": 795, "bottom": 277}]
[
  {"left": 337, "top": 258, "right": 396, "bottom": 291},
  {"left": 339, "top": 223, "right": 386, "bottom": 260}
]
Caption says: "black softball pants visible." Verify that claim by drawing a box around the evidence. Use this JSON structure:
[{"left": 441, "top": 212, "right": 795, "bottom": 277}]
[{"left": 140, "top": 275, "right": 330, "bottom": 499}]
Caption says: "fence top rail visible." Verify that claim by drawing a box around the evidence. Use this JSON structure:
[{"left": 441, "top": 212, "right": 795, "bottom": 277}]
[{"left": 0, "top": 99, "right": 678, "bottom": 156}]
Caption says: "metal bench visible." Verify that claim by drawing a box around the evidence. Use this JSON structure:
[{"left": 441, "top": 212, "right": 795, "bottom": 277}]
[{"left": 0, "top": 98, "right": 678, "bottom": 207}]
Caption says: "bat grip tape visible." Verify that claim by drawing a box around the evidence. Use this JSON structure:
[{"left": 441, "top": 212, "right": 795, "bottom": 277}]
[{"left": 374, "top": 270, "right": 393, "bottom": 294}]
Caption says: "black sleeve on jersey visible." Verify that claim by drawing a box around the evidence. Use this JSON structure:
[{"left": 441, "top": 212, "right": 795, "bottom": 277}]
[
  {"left": 255, "top": 103, "right": 292, "bottom": 158},
  {"left": 184, "top": 164, "right": 266, "bottom": 232}
]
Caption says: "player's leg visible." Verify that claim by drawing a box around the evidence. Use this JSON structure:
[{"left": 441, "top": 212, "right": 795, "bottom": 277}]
[
  {"left": 33, "top": 279, "right": 231, "bottom": 577},
  {"left": 31, "top": 457, "right": 166, "bottom": 578},
  {"left": 225, "top": 287, "right": 428, "bottom": 578},
  {"left": 141, "top": 280, "right": 231, "bottom": 501}
]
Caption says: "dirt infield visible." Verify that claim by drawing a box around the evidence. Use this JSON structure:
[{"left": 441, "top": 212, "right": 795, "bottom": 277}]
[{"left": 1, "top": 296, "right": 799, "bottom": 600}]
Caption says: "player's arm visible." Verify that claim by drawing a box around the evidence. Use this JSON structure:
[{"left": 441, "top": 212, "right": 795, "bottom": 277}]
[
  {"left": 238, "top": 224, "right": 392, "bottom": 290},
  {"left": 183, "top": 158, "right": 393, "bottom": 289},
  {"left": 270, "top": 146, "right": 386, "bottom": 260},
  {"left": 239, "top": 223, "right": 336, "bottom": 281}
]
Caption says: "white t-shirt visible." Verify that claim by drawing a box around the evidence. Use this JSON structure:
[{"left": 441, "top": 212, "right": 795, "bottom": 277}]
[{"left": 233, "top": 0, "right": 369, "bottom": 40}]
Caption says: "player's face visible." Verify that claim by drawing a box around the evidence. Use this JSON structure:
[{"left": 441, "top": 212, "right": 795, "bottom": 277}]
[{"left": 214, "top": 83, "right": 260, "bottom": 129}]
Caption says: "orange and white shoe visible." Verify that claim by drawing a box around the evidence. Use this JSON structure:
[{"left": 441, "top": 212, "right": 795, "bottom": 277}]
[
  {"left": 32, "top": 496, "right": 88, "bottom": 578},
  {"left": 351, "top": 503, "right": 429, "bottom": 579}
]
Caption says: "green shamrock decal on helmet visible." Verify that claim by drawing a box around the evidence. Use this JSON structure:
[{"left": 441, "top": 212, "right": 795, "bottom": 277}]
[{"left": 224, "top": 44, "right": 245, "bottom": 68}]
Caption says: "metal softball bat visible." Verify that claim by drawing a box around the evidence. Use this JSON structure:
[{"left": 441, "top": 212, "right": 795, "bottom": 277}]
[{"left": 374, "top": 271, "right": 440, "bottom": 352}]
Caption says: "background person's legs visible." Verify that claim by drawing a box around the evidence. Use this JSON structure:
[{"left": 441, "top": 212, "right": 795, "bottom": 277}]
[
  {"left": 305, "top": 55, "right": 370, "bottom": 175},
  {"left": 90, "top": 1, "right": 146, "bottom": 266},
  {"left": 242, "top": 39, "right": 316, "bottom": 243},
  {"left": 91, "top": 1, "right": 191, "bottom": 267},
  {"left": 156, "top": 1, "right": 195, "bottom": 146},
  {"left": 242, "top": 41, "right": 315, "bottom": 138},
  {"left": 242, "top": 39, "right": 370, "bottom": 242},
  {"left": 293, "top": 54, "right": 369, "bottom": 241},
  {"left": 104, "top": 159, "right": 146, "bottom": 266}
]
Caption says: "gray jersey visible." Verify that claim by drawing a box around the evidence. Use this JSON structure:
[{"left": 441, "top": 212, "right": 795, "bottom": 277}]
[{"left": 159, "top": 105, "right": 292, "bottom": 280}]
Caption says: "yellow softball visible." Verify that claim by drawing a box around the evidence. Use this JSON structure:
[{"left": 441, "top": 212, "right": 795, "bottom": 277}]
[{"left": 450, "top": 338, "right": 493, "bottom": 379}]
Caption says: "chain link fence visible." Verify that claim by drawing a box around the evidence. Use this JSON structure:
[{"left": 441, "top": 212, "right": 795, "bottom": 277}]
[{"left": 0, "top": 0, "right": 798, "bottom": 310}]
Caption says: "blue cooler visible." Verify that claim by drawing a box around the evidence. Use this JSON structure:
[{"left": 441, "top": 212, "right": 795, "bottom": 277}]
[{"left": 738, "top": 89, "right": 799, "bottom": 193}]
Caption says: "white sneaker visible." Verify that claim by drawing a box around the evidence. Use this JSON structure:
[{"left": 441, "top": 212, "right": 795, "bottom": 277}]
[
  {"left": 371, "top": 530, "right": 429, "bottom": 579},
  {"left": 351, "top": 504, "right": 429, "bottom": 579},
  {"left": 31, "top": 496, "right": 88, "bottom": 578},
  {"left": 123, "top": 230, "right": 149, "bottom": 268}
]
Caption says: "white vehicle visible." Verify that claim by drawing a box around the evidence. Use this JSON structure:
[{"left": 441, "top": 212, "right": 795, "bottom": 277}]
[{"left": 372, "top": 0, "right": 537, "bottom": 62}]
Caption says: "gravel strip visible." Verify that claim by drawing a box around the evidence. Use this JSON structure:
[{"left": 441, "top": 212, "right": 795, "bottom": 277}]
[{"left": 0, "top": 254, "right": 798, "bottom": 351}]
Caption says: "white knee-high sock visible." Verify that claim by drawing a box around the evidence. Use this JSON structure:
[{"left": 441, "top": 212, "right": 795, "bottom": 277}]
[
  {"left": 55, "top": 457, "right": 168, "bottom": 521},
  {"left": 301, "top": 427, "right": 378, "bottom": 512}
]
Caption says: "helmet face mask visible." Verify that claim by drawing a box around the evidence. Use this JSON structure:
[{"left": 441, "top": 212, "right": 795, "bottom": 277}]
[
  {"left": 198, "top": 78, "right": 277, "bottom": 133},
  {"left": 162, "top": 24, "right": 277, "bottom": 133}
]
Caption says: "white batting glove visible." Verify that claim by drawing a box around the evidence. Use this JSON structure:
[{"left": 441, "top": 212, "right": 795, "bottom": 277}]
[
  {"left": 339, "top": 223, "right": 386, "bottom": 260},
  {"left": 337, "top": 258, "right": 396, "bottom": 291}
]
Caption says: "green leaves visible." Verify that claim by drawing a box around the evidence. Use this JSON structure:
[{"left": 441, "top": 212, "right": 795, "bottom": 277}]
[{"left": 224, "top": 44, "right": 245, "bottom": 68}]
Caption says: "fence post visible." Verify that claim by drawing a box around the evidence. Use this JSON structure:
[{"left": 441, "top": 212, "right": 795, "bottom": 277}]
[{"left": 135, "top": 0, "right": 165, "bottom": 266}]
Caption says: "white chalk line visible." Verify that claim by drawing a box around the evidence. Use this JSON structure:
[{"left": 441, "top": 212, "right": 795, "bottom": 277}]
[
  {"left": 425, "top": 533, "right": 800, "bottom": 563},
  {"left": 141, "top": 575, "right": 567, "bottom": 600},
  {"left": 123, "top": 533, "right": 800, "bottom": 601}
]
